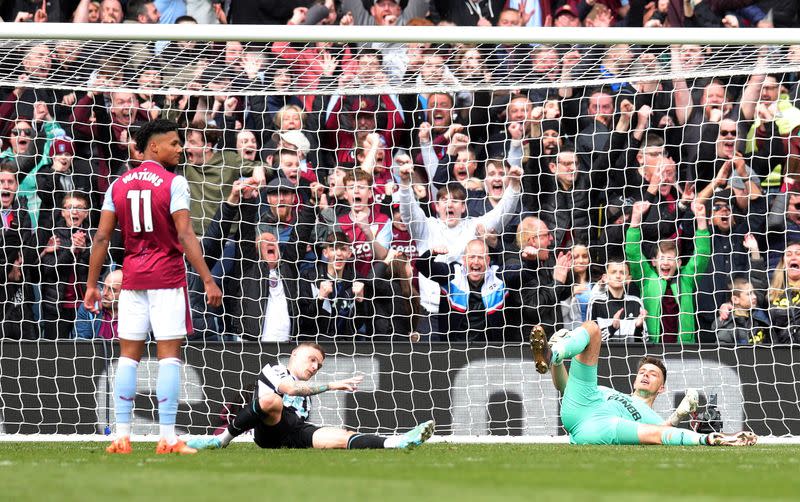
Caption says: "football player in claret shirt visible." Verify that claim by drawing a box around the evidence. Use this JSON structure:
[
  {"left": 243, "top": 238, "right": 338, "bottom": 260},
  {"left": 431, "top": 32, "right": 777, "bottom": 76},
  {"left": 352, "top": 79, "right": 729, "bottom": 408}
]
[{"left": 84, "top": 119, "right": 222, "bottom": 455}]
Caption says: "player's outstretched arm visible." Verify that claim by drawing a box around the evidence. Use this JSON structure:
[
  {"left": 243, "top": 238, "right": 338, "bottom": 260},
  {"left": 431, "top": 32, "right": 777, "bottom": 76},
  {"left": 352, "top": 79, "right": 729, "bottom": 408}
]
[
  {"left": 279, "top": 374, "right": 365, "bottom": 396},
  {"left": 666, "top": 388, "right": 699, "bottom": 427}
]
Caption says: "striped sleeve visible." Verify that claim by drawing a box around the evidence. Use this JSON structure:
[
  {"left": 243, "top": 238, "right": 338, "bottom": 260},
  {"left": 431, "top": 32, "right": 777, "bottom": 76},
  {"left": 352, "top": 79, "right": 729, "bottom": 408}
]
[{"left": 258, "top": 363, "right": 291, "bottom": 395}]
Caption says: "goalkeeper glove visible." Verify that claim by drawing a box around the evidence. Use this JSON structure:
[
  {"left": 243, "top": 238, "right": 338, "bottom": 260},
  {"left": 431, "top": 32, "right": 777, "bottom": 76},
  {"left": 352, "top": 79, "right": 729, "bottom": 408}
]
[{"left": 668, "top": 388, "right": 699, "bottom": 426}]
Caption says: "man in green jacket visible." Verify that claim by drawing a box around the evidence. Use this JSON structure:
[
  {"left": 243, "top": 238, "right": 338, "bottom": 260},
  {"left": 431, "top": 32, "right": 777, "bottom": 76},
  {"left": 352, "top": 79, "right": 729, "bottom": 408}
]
[
  {"left": 625, "top": 199, "right": 710, "bottom": 343},
  {"left": 181, "top": 126, "right": 267, "bottom": 235}
]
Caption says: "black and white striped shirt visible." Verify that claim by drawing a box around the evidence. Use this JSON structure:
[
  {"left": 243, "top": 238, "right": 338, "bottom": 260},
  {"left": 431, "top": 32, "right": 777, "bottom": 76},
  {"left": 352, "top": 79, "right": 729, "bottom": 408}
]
[{"left": 257, "top": 363, "right": 311, "bottom": 420}]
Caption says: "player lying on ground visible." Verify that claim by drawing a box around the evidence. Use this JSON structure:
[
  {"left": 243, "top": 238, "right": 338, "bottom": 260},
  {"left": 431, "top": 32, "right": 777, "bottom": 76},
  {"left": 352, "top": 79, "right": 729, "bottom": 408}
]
[
  {"left": 530, "top": 320, "right": 757, "bottom": 446},
  {"left": 188, "top": 343, "right": 435, "bottom": 450}
]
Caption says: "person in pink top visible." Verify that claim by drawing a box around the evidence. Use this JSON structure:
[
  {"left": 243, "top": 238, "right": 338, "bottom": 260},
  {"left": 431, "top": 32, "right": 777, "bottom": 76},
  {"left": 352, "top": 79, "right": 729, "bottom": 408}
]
[{"left": 84, "top": 119, "right": 222, "bottom": 455}]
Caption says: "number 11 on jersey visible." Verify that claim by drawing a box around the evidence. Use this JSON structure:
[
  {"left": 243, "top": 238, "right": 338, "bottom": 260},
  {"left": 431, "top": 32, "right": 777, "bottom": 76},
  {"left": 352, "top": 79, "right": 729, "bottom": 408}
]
[{"left": 127, "top": 189, "right": 154, "bottom": 232}]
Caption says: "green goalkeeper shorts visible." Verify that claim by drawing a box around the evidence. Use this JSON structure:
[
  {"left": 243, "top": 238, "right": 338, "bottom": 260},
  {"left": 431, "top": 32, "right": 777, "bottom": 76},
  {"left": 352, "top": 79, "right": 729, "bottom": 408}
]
[{"left": 560, "top": 359, "right": 643, "bottom": 445}]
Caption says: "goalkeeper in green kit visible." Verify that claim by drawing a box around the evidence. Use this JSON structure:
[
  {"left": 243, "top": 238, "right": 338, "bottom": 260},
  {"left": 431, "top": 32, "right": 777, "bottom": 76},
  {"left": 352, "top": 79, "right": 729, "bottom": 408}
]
[{"left": 531, "top": 321, "right": 757, "bottom": 446}]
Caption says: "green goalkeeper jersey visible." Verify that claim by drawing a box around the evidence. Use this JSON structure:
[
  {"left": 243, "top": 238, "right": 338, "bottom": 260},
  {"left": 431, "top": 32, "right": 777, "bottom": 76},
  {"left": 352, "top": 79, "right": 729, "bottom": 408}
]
[
  {"left": 597, "top": 386, "right": 664, "bottom": 425},
  {"left": 561, "top": 359, "right": 666, "bottom": 444}
]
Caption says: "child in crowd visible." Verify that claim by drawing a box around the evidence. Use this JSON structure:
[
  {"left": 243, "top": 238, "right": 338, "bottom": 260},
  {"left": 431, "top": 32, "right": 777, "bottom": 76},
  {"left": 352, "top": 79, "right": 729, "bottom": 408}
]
[
  {"left": 713, "top": 276, "right": 769, "bottom": 345},
  {"left": 625, "top": 199, "right": 711, "bottom": 343},
  {"left": 587, "top": 258, "right": 648, "bottom": 341}
]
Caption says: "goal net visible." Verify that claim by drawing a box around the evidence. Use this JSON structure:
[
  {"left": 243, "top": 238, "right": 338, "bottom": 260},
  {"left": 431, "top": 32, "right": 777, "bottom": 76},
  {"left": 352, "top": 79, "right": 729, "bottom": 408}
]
[{"left": 1, "top": 24, "right": 800, "bottom": 440}]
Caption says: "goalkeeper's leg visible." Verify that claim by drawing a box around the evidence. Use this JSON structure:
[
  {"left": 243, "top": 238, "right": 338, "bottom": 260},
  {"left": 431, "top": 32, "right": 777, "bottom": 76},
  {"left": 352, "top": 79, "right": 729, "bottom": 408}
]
[
  {"left": 531, "top": 320, "right": 601, "bottom": 374},
  {"left": 630, "top": 423, "right": 757, "bottom": 446}
]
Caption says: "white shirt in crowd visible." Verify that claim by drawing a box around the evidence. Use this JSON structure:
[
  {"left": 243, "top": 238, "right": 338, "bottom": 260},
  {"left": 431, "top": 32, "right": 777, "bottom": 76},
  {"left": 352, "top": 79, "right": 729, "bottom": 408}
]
[{"left": 262, "top": 269, "right": 291, "bottom": 342}]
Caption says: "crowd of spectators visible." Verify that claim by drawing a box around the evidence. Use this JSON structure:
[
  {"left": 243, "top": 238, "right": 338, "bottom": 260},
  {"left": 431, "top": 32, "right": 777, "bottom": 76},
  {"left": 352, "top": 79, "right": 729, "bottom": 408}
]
[{"left": 0, "top": 0, "right": 799, "bottom": 345}]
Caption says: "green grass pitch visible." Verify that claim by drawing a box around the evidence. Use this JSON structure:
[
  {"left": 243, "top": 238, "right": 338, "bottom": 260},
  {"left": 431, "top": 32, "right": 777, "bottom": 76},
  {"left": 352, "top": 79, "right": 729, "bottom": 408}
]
[{"left": 1, "top": 442, "right": 799, "bottom": 501}]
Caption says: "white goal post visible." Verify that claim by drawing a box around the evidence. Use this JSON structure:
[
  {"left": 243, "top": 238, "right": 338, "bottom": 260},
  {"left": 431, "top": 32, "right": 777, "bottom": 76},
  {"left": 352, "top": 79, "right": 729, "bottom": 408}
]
[{"left": 1, "top": 24, "right": 800, "bottom": 442}]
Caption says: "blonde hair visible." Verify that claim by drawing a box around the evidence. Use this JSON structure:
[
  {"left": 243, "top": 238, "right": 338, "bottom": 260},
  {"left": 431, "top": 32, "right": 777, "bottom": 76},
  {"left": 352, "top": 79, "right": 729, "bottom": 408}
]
[
  {"left": 274, "top": 104, "right": 305, "bottom": 130},
  {"left": 769, "top": 243, "right": 800, "bottom": 303},
  {"left": 769, "top": 257, "right": 792, "bottom": 303}
]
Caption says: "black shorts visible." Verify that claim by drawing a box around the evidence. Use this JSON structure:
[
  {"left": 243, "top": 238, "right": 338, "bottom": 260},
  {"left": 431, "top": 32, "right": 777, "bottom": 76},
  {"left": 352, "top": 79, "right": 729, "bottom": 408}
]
[{"left": 253, "top": 406, "right": 321, "bottom": 449}]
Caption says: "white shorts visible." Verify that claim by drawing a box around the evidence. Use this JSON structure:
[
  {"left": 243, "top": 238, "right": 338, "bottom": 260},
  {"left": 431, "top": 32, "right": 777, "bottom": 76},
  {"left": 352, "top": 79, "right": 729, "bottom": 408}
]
[{"left": 118, "top": 288, "right": 189, "bottom": 341}]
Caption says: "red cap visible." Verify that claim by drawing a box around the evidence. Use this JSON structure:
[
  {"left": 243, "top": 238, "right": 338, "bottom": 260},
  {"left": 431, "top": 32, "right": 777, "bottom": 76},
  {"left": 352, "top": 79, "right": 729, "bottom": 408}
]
[
  {"left": 349, "top": 96, "right": 380, "bottom": 114},
  {"left": 555, "top": 4, "right": 579, "bottom": 17},
  {"left": 50, "top": 137, "right": 74, "bottom": 157}
]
